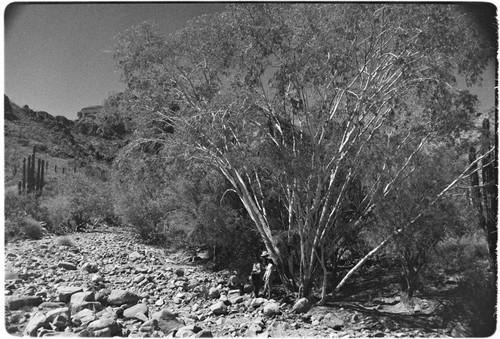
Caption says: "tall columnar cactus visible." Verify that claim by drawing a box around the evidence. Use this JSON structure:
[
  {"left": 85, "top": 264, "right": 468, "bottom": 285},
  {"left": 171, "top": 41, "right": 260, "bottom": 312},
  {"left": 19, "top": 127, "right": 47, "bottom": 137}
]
[
  {"left": 18, "top": 146, "right": 45, "bottom": 195},
  {"left": 469, "top": 118, "right": 497, "bottom": 274}
]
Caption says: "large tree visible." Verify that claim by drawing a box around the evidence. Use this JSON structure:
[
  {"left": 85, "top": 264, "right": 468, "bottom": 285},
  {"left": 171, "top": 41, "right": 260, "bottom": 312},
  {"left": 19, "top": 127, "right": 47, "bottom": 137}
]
[{"left": 112, "top": 4, "right": 495, "bottom": 299}]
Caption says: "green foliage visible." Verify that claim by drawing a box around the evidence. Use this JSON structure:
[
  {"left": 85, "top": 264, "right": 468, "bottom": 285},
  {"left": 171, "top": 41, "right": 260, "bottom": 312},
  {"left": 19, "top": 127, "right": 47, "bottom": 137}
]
[
  {"left": 47, "top": 167, "right": 115, "bottom": 232},
  {"left": 430, "top": 233, "right": 489, "bottom": 277},
  {"left": 110, "top": 4, "right": 494, "bottom": 297},
  {"left": 17, "top": 216, "right": 44, "bottom": 240},
  {"left": 40, "top": 195, "right": 72, "bottom": 234},
  {"left": 4, "top": 187, "right": 44, "bottom": 221}
]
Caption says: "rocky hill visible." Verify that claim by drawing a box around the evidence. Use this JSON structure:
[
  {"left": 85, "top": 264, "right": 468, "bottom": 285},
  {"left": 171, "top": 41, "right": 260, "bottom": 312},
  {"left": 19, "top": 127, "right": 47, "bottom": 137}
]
[{"left": 4, "top": 95, "right": 127, "bottom": 187}]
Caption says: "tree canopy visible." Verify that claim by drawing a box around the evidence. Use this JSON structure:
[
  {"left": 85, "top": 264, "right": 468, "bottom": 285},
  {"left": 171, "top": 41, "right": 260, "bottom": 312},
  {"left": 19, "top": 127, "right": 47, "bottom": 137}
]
[{"left": 110, "top": 3, "right": 495, "bottom": 299}]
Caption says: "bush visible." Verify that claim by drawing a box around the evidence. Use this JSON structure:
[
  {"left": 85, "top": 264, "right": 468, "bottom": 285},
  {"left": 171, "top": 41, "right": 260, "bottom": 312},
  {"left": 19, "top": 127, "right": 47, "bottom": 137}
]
[
  {"left": 4, "top": 187, "right": 44, "bottom": 220},
  {"left": 58, "top": 170, "right": 115, "bottom": 229},
  {"left": 57, "top": 236, "right": 76, "bottom": 247},
  {"left": 40, "top": 195, "right": 72, "bottom": 234},
  {"left": 430, "top": 232, "right": 489, "bottom": 277},
  {"left": 19, "top": 216, "right": 44, "bottom": 240}
]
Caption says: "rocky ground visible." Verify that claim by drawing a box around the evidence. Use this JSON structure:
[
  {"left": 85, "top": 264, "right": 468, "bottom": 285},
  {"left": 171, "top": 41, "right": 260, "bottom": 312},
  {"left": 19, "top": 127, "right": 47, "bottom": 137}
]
[{"left": 4, "top": 226, "right": 456, "bottom": 337}]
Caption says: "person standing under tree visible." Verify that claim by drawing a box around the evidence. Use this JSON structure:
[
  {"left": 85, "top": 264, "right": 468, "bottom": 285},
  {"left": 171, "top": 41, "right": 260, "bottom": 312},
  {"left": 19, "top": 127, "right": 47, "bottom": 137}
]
[
  {"left": 251, "top": 257, "right": 263, "bottom": 298},
  {"left": 261, "top": 251, "right": 275, "bottom": 299}
]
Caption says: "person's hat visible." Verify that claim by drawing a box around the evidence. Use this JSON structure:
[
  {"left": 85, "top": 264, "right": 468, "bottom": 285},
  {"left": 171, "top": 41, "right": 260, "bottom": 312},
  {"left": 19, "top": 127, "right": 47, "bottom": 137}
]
[{"left": 260, "top": 251, "right": 270, "bottom": 258}]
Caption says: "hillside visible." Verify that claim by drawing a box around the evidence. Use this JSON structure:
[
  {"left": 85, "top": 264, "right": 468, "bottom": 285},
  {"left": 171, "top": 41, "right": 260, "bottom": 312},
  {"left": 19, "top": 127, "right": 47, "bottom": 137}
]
[{"left": 4, "top": 95, "right": 127, "bottom": 188}]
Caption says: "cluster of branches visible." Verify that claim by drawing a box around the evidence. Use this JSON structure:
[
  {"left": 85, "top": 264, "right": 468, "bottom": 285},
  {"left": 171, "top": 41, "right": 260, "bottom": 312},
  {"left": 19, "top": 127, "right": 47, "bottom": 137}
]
[{"left": 110, "top": 4, "right": 495, "bottom": 301}]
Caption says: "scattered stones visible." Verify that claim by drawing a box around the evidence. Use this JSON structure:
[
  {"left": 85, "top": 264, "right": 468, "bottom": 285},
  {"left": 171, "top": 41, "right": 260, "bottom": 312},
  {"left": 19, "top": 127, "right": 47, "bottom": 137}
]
[{"left": 4, "top": 227, "right": 450, "bottom": 338}]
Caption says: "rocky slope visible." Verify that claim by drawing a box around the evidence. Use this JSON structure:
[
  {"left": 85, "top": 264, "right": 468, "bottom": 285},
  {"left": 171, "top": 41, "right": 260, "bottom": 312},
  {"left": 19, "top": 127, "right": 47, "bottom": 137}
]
[{"left": 4, "top": 225, "right": 453, "bottom": 338}]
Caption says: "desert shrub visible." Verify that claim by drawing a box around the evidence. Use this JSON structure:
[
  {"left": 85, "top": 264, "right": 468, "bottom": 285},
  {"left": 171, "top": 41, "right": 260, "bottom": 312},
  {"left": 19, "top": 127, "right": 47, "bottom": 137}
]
[
  {"left": 57, "top": 170, "right": 115, "bottom": 230},
  {"left": 40, "top": 195, "right": 72, "bottom": 234},
  {"left": 19, "top": 216, "right": 44, "bottom": 240},
  {"left": 430, "top": 232, "right": 489, "bottom": 277},
  {"left": 189, "top": 199, "right": 261, "bottom": 272},
  {"left": 112, "top": 151, "right": 191, "bottom": 245},
  {"left": 57, "top": 236, "right": 76, "bottom": 247},
  {"left": 4, "top": 186, "right": 45, "bottom": 220}
]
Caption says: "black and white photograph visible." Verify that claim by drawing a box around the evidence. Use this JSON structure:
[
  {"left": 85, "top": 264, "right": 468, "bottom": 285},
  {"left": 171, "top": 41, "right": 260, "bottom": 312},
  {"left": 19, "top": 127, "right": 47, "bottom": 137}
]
[{"left": 3, "top": 2, "right": 497, "bottom": 337}]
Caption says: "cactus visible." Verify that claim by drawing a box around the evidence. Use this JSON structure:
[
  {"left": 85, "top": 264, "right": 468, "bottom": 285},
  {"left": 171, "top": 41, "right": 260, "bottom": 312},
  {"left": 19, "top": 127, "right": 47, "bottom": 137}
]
[{"left": 18, "top": 146, "right": 45, "bottom": 195}]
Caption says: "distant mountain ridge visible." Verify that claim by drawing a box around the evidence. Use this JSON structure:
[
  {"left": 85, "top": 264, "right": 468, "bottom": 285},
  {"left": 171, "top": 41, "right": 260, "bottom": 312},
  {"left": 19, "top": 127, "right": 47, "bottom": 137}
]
[{"left": 4, "top": 95, "right": 125, "bottom": 165}]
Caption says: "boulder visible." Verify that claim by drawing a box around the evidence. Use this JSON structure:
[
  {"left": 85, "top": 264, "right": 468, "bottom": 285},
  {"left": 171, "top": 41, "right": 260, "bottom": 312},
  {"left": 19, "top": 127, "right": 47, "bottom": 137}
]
[
  {"left": 208, "top": 286, "right": 220, "bottom": 299},
  {"left": 209, "top": 301, "right": 228, "bottom": 315},
  {"left": 57, "top": 286, "right": 83, "bottom": 303},
  {"left": 24, "top": 311, "right": 47, "bottom": 336},
  {"left": 323, "top": 313, "right": 344, "bottom": 330},
  {"left": 250, "top": 297, "right": 266, "bottom": 308},
  {"left": 194, "top": 330, "right": 213, "bottom": 337},
  {"left": 87, "top": 317, "right": 120, "bottom": 336},
  {"left": 5, "top": 295, "right": 43, "bottom": 310},
  {"left": 71, "top": 301, "right": 103, "bottom": 314},
  {"left": 175, "top": 325, "right": 203, "bottom": 337},
  {"left": 70, "top": 291, "right": 94, "bottom": 304},
  {"left": 81, "top": 262, "right": 99, "bottom": 273},
  {"left": 107, "top": 289, "right": 140, "bottom": 305},
  {"left": 123, "top": 303, "right": 149, "bottom": 320},
  {"left": 291, "top": 297, "right": 311, "bottom": 314},
  {"left": 152, "top": 309, "right": 184, "bottom": 334},
  {"left": 71, "top": 309, "right": 96, "bottom": 327},
  {"left": 263, "top": 302, "right": 280, "bottom": 316},
  {"left": 58, "top": 261, "right": 77, "bottom": 270}
]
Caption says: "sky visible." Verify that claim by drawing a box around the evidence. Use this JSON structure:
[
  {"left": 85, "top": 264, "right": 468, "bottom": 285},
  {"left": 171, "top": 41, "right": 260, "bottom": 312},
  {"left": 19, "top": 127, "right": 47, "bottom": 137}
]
[
  {"left": 3, "top": 2, "right": 497, "bottom": 120},
  {"left": 4, "top": 2, "right": 226, "bottom": 119}
]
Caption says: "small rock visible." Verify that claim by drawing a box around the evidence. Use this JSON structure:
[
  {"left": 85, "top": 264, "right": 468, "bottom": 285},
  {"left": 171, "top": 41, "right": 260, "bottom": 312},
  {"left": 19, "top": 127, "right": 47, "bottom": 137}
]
[
  {"left": 263, "top": 302, "right": 280, "bottom": 316},
  {"left": 194, "top": 329, "right": 213, "bottom": 338},
  {"left": 250, "top": 297, "right": 266, "bottom": 308},
  {"left": 129, "top": 251, "right": 143, "bottom": 261},
  {"left": 323, "top": 313, "right": 344, "bottom": 330},
  {"left": 175, "top": 268, "right": 185, "bottom": 277},
  {"left": 140, "top": 319, "right": 159, "bottom": 333},
  {"left": 208, "top": 286, "right": 220, "bottom": 299},
  {"left": 81, "top": 262, "right": 99, "bottom": 273},
  {"left": 58, "top": 262, "right": 77, "bottom": 270}
]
